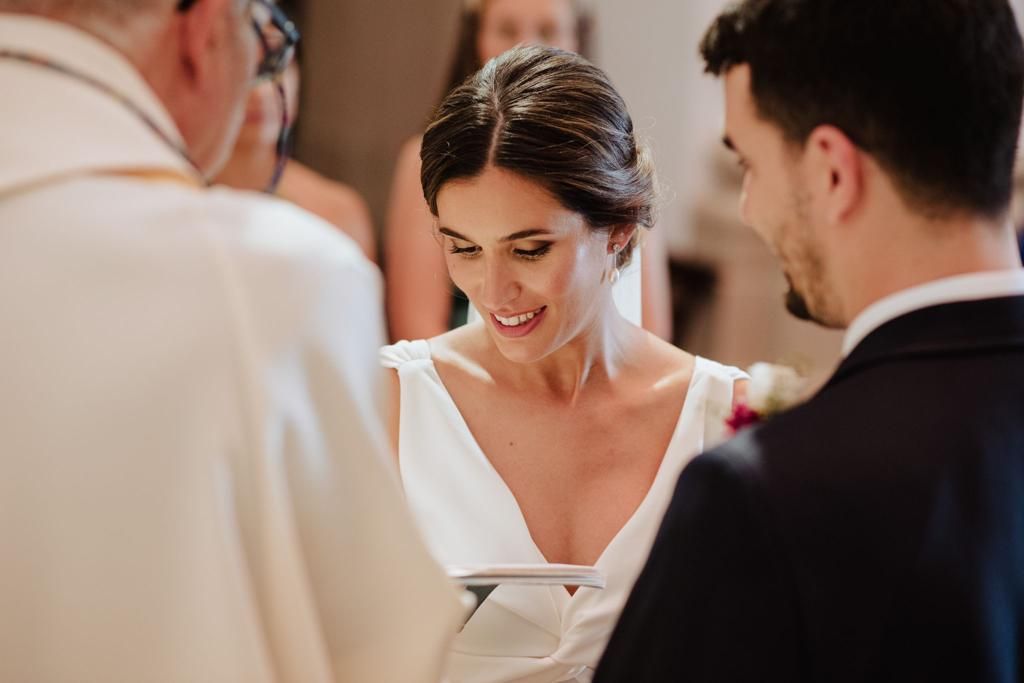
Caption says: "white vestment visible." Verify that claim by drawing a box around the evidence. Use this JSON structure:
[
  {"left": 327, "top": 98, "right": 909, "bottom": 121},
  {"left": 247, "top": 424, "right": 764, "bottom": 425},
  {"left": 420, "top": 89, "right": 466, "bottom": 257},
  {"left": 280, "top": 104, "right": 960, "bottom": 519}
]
[{"left": 0, "top": 14, "right": 461, "bottom": 683}]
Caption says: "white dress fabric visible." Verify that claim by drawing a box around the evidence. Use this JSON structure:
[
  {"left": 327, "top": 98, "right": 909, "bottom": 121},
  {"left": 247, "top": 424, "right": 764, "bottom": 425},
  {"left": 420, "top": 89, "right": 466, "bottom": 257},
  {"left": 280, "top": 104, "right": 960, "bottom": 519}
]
[
  {"left": 0, "top": 15, "right": 462, "bottom": 683},
  {"left": 382, "top": 339, "right": 746, "bottom": 683}
]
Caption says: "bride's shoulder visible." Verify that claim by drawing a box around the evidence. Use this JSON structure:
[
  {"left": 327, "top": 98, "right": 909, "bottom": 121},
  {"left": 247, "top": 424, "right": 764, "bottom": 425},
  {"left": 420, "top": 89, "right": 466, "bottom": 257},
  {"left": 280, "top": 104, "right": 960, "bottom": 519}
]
[
  {"left": 635, "top": 333, "right": 744, "bottom": 398},
  {"left": 640, "top": 331, "right": 696, "bottom": 384},
  {"left": 427, "top": 323, "right": 494, "bottom": 381}
]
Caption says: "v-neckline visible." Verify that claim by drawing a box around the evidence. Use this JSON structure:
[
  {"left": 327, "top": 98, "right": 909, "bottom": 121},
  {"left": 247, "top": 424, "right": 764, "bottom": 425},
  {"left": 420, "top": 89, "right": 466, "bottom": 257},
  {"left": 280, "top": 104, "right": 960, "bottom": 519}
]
[{"left": 426, "top": 348, "right": 704, "bottom": 600}]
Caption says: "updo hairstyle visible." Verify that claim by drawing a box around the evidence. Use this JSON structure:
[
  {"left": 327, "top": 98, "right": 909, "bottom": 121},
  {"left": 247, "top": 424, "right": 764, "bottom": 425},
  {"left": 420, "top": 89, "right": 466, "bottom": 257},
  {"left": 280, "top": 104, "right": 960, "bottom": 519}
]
[{"left": 421, "top": 45, "right": 657, "bottom": 269}]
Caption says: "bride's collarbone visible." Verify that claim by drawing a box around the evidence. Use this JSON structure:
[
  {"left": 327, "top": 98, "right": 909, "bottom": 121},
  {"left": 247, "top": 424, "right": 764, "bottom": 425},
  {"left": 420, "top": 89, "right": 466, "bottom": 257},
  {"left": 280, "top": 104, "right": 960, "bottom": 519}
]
[
  {"left": 460, "top": 375, "right": 686, "bottom": 483},
  {"left": 434, "top": 336, "right": 694, "bottom": 458}
]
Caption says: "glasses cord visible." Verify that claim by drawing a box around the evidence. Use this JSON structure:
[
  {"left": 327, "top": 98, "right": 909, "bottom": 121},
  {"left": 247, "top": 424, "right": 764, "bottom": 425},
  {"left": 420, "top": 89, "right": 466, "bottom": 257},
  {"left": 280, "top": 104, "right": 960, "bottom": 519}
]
[{"left": 0, "top": 50, "right": 207, "bottom": 182}]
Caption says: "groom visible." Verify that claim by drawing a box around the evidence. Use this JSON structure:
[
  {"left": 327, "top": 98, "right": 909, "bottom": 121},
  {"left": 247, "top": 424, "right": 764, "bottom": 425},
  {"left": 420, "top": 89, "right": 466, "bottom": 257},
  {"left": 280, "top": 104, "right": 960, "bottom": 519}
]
[{"left": 596, "top": 1, "right": 1024, "bottom": 681}]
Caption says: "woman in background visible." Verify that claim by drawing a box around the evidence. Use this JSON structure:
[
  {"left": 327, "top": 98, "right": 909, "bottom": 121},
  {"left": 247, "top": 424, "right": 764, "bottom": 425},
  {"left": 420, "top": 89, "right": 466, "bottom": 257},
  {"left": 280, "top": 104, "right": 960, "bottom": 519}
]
[
  {"left": 217, "top": 59, "right": 377, "bottom": 262},
  {"left": 384, "top": 0, "right": 671, "bottom": 340},
  {"left": 382, "top": 46, "right": 744, "bottom": 682}
]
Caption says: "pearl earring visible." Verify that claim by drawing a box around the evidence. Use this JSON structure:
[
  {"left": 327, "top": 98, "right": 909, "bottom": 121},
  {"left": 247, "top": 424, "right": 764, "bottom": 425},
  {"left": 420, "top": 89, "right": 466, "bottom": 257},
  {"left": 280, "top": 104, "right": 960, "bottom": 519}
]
[{"left": 609, "top": 244, "right": 622, "bottom": 285}]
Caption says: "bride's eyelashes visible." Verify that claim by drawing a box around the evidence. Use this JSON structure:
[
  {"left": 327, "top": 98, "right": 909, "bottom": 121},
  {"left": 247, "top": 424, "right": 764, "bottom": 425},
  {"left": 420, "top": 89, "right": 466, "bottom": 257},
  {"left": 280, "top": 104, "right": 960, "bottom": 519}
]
[
  {"left": 446, "top": 241, "right": 553, "bottom": 260},
  {"left": 513, "top": 243, "right": 552, "bottom": 260},
  {"left": 448, "top": 242, "right": 481, "bottom": 257}
]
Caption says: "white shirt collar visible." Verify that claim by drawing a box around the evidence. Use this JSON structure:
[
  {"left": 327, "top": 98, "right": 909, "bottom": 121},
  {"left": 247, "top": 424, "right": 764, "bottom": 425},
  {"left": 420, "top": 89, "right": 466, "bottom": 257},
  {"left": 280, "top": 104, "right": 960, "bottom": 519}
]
[{"left": 842, "top": 269, "right": 1024, "bottom": 356}]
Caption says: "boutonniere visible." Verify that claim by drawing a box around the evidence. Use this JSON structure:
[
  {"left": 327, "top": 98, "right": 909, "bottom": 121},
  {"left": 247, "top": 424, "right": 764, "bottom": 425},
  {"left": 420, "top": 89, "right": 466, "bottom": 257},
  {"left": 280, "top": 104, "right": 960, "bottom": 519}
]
[{"left": 726, "top": 362, "right": 807, "bottom": 434}]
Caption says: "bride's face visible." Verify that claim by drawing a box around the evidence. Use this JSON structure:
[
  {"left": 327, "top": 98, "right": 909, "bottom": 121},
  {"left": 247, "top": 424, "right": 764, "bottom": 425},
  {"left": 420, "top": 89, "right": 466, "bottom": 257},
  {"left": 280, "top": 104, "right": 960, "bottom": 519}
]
[{"left": 436, "top": 166, "right": 611, "bottom": 363}]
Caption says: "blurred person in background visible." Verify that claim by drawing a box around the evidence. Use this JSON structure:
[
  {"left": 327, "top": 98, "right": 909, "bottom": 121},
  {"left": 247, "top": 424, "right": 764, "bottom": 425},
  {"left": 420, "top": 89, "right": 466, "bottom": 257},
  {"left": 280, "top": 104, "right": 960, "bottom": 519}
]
[
  {"left": 384, "top": 0, "right": 673, "bottom": 342},
  {"left": 0, "top": 1, "right": 460, "bottom": 680},
  {"left": 215, "top": 8, "right": 376, "bottom": 263}
]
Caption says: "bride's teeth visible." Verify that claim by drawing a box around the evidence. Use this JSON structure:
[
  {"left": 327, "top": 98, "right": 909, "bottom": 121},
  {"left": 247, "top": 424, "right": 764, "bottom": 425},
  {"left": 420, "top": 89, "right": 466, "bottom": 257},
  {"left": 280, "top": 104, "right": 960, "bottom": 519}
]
[{"left": 496, "top": 309, "right": 541, "bottom": 327}]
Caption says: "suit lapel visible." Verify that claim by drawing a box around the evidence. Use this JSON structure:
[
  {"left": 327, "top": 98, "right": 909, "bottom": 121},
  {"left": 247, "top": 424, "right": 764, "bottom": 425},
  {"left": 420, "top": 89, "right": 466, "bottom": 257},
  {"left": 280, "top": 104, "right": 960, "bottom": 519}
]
[{"left": 824, "top": 295, "right": 1024, "bottom": 390}]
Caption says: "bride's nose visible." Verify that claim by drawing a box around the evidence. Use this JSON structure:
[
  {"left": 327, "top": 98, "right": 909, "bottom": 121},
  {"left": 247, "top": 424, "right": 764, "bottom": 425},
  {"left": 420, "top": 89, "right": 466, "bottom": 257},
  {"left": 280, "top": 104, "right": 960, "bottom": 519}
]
[{"left": 477, "top": 256, "right": 522, "bottom": 311}]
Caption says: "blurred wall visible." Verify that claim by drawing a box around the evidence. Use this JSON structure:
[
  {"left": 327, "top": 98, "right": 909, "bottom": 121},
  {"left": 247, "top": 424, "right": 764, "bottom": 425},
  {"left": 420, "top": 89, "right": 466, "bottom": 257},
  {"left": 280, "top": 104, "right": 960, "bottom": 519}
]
[
  {"left": 592, "top": 0, "right": 724, "bottom": 256},
  {"left": 297, "top": 0, "right": 462, "bottom": 227}
]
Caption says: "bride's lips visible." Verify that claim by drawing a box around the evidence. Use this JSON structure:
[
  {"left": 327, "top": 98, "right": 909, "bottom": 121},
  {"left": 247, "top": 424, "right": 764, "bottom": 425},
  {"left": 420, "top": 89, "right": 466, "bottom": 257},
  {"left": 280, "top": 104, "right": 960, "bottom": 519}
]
[{"left": 489, "top": 306, "right": 547, "bottom": 338}]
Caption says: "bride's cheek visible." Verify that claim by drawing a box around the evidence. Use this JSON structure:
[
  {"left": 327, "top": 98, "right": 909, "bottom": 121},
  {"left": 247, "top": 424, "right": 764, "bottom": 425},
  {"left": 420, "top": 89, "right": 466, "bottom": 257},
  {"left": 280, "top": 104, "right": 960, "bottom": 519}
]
[
  {"left": 544, "top": 260, "right": 584, "bottom": 302},
  {"left": 446, "top": 258, "right": 472, "bottom": 291}
]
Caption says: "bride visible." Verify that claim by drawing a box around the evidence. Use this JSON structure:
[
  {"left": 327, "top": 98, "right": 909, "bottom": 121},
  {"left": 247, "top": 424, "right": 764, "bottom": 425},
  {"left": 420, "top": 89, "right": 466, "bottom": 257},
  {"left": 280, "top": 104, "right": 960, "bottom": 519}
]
[{"left": 382, "top": 46, "right": 746, "bottom": 683}]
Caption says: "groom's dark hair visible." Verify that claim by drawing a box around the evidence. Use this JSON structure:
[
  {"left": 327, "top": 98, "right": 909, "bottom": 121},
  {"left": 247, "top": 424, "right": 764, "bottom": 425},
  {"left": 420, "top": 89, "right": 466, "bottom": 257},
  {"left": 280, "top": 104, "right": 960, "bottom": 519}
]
[{"left": 701, "top": 0, "right": 1024, "bottom": 220}]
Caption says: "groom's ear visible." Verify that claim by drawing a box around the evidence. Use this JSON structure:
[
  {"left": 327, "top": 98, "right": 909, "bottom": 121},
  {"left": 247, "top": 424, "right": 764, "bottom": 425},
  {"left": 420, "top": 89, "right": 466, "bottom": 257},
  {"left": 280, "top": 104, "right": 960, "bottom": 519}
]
[{"left": 803, "top": 125, "right": 863, "bottom": 226}]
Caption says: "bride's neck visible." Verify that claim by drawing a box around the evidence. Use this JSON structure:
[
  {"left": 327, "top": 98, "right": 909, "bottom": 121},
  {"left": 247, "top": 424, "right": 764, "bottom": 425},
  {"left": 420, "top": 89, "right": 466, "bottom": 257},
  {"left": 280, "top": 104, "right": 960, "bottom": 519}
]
[{"left": 514, "top": 306, "right": 641, "bottom": 404}]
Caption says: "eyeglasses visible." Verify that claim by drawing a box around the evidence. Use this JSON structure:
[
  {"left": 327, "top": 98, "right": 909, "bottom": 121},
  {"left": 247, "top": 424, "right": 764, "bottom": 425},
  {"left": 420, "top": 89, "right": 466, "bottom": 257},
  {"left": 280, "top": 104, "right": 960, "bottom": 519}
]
[
  {"left": 250, "top": 0, "right": 300, "bottom": 82},
  {"left": 177, "top": 0, "right": 299, "bottom": 192},
  {"left": 177, "top": 0, "right": 300, "bottom": 83}
]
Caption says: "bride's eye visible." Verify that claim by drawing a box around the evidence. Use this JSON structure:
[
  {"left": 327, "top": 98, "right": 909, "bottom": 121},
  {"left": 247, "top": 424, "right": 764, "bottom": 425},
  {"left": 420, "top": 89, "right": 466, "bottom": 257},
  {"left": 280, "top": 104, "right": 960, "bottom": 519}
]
[
  {"left": 514, "top": 243, "right": 552, "bottom": 260},
  {"left": 448, "top": 240, "right": 481, "bottom": 257}
]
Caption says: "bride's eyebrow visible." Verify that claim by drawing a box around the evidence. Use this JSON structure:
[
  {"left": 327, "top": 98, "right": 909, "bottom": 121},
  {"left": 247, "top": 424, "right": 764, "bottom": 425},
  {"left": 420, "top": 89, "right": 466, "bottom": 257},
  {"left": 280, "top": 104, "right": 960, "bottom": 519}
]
[
  {"left": 500, "top": 229, "right": 554, "bottom": 243},
  {"left": 438, "top": 227, "right": 474, "bottom": 242}
]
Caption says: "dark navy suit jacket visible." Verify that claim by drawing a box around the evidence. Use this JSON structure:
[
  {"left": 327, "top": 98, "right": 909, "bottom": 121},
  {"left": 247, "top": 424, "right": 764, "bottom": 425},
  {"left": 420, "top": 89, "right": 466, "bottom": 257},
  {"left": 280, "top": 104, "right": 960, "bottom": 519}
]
[{"left": 596, "top": 295, "right": 1024, "bottom": 683}]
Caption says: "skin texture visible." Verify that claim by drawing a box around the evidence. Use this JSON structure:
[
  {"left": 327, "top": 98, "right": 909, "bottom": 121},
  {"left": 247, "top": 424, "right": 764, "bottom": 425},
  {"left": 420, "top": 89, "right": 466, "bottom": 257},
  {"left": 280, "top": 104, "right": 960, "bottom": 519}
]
[
  {"left": 722, "top": 64, "right": 1022, "bottom": 327},
  {"left": 384, "top": 0, "right": 672, "bottom": 343},
  {"left": 215, "top": 61, "right": 377, "bottom": 261},
  {"left": 389, "top": 166, "right": 712, "bottom": 577}
]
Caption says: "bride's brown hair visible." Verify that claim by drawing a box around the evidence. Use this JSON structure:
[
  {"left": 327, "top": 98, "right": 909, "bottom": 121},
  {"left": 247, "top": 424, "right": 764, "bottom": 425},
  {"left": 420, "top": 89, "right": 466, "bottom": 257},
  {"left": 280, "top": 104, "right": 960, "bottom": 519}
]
[{"left": 421, "top": 45, "right": 657, "bottom": 269}]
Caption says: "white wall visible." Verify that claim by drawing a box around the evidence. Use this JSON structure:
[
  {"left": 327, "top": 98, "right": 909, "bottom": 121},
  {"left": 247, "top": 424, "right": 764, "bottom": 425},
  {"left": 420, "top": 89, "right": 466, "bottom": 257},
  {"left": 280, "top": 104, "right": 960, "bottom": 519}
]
[
  {"left": 592, "top": 0, "right": 843, "bottom": 374},
  {"left": 592, "top": 0, "right": 728, "bottom": 254}
]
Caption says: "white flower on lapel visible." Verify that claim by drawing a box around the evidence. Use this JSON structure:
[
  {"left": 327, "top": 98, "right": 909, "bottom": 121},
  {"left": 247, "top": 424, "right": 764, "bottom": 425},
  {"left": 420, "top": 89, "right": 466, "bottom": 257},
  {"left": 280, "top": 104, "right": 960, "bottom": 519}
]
[
  {"left": 746, "top": 362, "right": 806, "bottom": 414},
  {"left": 726, "top": 362, "right": 808, "bottom": 434}
]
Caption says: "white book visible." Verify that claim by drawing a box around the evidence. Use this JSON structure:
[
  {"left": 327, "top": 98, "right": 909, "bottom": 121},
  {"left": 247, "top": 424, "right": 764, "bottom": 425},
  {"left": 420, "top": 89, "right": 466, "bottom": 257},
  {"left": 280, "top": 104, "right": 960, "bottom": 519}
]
[
  {"left": 448, "top": 563, "right": 606, "bottom": 589},
  {"left": 448, "top": 564, "right": 606, "bottom": 623}
]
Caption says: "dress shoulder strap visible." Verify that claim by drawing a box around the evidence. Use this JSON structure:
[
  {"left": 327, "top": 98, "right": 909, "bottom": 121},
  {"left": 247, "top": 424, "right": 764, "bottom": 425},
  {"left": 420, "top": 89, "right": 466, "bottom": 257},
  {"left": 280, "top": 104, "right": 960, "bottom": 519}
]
[
  {"left": 379, "top": 339, "right": 432, "bottom": 370},
  {"left": 697, "top": 357, "right": 749, "bottom": 385},
  {"left": 691, "top": 357, "right": 749, "bottom": 450}
]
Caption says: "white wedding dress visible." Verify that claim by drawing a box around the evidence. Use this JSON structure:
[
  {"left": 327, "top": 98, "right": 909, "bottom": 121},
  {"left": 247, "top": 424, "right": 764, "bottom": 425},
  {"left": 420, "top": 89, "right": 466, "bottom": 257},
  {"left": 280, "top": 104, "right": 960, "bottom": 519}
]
[{"left": 381, "top": 339, "right": 745, "bottom": 683}]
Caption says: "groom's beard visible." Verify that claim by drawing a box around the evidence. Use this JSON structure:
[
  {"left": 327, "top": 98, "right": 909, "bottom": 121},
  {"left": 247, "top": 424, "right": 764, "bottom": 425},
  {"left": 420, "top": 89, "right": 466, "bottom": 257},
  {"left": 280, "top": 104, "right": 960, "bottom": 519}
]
[
  {"left": 784, "top": 285, "right": 814, "bottom": 321},
  {"left": 783, "top": 275, "right": 845, "bottom": 329}
]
